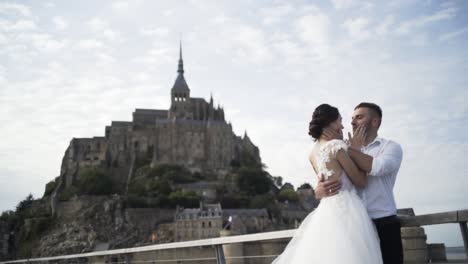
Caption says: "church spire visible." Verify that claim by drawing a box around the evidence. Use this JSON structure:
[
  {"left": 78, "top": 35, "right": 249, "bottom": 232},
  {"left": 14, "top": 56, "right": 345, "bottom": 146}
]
[
  {"left": 178, "top": 41, "right": 184, "bottom": 75},
  {"left": 171, "top": 41, "right": 190, "bottom": 93}
]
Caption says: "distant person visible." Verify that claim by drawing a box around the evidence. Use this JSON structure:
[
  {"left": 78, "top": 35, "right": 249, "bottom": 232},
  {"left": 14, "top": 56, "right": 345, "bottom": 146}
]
[
  {"left": 272, "top": 104, "right": 383, "bottom": 264},
  {"left": 317, "top": 102, "right": 404, "bottom": 264}
]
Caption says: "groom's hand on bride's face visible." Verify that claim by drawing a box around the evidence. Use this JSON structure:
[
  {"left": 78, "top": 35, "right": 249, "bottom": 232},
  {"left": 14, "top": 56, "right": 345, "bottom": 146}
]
[
  {"left": 315, "top": 178, "right": 341, "bottom": 199},
  {"left": 322, "top": 128, "right": 340, "bottom": 140},
  {"left": 348, "top": 125, "right": 367, "bottom": 149}
]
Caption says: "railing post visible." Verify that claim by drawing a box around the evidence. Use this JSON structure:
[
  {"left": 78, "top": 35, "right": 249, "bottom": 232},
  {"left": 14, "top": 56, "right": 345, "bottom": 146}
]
[
  {"left": 124, "top": 254, "right": 131, "bottom": 264},
  {"left": 214, "top": 244, "right": 226, "bottom": 264},
  {"left": 460, "top": 221, "right": 468, "bottom": 259}
]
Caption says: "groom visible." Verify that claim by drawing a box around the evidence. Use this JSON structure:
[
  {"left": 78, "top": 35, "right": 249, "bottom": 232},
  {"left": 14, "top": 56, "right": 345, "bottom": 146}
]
[{"left": 316, "top": 102, "right": 404, "bottom": 264}]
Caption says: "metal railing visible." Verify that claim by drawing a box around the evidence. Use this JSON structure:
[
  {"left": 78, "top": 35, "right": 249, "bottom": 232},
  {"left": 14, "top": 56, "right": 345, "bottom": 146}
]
[
  {"left": 0, "top": 229, "right": 294, "bottom": 264},
  {"left": 1, "top": 209, "right": 467, "bottom": 264}
]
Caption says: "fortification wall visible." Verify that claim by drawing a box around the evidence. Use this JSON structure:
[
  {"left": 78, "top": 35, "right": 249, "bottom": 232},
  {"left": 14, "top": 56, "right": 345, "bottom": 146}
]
[
  {"left": 152, "top": 120, "right": 236, "bottom": 171},
  {"left": 125, "top": 208, "right": 175, "bottom": 228}
]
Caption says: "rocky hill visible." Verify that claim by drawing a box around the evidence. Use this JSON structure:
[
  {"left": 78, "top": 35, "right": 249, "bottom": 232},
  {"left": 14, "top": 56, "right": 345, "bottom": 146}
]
[{"left": 0, "top": 46, "right": 318, "bottom": 260}]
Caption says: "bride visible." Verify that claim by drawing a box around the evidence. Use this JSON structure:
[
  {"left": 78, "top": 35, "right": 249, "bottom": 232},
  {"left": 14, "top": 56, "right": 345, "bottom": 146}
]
[{"left": 272, "top": 104, "right": 383, "bottom": 264}]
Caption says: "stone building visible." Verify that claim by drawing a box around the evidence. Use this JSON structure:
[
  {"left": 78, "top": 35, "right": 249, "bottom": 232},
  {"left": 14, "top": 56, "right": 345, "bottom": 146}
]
[
  {"left": 297, "top": 188, "right": 319, "bottom": 212},
  {"left": 55, "top": 43, "right": 261, "bottom": 195},
  {"left": 174, "top": 202, "right": 223, "bottom": 241},
  {"left": 223, "top": 209, "right": 271, "bottom": 234}
]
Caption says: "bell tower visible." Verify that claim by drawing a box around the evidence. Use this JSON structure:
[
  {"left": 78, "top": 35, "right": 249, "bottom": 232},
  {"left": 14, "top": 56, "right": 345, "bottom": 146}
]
[{"left": 170, "top": 42, "right": 191, "bottom": 118}]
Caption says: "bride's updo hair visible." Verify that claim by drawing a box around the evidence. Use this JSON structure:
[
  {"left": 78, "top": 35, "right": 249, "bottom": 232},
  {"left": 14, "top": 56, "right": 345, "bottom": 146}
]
[{"left": 308, "top": 104, "right": 340, "bottom": 140}]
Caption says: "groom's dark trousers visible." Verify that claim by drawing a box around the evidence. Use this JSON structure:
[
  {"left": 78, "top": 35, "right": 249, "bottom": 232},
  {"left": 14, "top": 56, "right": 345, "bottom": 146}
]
[{"left": 373, "top": 215, "right": 403, "bottom": 264}]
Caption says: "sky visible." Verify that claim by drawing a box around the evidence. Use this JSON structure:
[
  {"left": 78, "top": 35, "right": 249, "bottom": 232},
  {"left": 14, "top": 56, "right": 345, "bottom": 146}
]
[{"left": 0, "top": 0, "right": 467, "bottom": 247}]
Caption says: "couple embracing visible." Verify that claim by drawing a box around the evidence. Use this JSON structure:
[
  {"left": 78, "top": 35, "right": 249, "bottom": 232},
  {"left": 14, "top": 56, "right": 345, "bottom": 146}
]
[{"left": 273, "top": 103, "right": 403, "bottom": 264}]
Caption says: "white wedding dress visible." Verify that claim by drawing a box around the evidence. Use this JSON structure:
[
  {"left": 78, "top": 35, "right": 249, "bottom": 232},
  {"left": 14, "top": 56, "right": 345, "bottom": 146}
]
[{"left": 272, "top": 140, "right": 383, "bottom": 264}]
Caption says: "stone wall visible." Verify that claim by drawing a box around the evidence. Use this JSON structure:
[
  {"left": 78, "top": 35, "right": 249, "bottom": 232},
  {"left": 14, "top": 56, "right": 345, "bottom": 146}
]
[
  {"left": 0, "top": 222, "right": 10, "bottom": 260},
  {"left": 124, "top": 208, "right": 175, "bottom": 232}
]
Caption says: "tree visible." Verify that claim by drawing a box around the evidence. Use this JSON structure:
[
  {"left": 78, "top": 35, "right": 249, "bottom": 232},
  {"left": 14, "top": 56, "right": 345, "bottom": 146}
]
[
  {"left": 149, "top": 164, "right": 194, "bottom": 183},
  {"left": 220, "top": 194, "right": 250, "bottom": 209},
  {"left": 149, "top": 178, "right": 172, "bottom": 196},
  {"left": 236, "top": 167, "right": 271, "bottom": 195},
  {"left": 298, "top": 183, "right": 312, "bottom": 190},
  {"left": 168, "top": 191, "right": 200, "bottom": 208},
  {"left": 16, "top": 194, "right": 34, "bottom": 214},
  {"left": 0, "top": 210, "right": 17, "bottom": 229},
  {"left": 273, "top": 176, "right": 283, "bottom": 187},
  {"left": 77, "top": 168, "right": 114, "bottom": 195},
  {"left": 280, "top": 182, "right": 295, "bottom": 191},
  {"left": 278, "top": 189, "right": 299, "bottom": 203},
  {"left": 239, "top": 149, "right": 261, "bottom": 169},
  {"left": 43, "top": 178, "right": 59, "bottom": 197},
  {"left": 249, "top": 194, "right": 274, "bottom": 209}
]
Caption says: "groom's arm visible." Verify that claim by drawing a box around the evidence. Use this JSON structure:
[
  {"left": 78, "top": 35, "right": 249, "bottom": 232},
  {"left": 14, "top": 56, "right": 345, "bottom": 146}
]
[
  {"left": 348, "top": 148, "right": 373, "bottom": 173},
  {"left": 349, "top": 143, "right": 403, "bottom": 177},
  {"left": 322, "top": 127, "right": 374, "bottom": 173}
]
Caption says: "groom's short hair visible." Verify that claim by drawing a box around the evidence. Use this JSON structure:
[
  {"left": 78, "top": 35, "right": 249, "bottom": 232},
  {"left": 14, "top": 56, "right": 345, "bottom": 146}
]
[{"left": 355, "top": 102, "right": 382, "bottom": 119}]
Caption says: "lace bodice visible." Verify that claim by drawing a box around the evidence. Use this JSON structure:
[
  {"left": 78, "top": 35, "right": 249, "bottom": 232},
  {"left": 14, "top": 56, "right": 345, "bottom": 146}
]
[
  {"left": 315, "top": 140, "right": 355, "bottom": 193},
  {"left": 317, "top": 139, "right": 348, "bottom": 179}
]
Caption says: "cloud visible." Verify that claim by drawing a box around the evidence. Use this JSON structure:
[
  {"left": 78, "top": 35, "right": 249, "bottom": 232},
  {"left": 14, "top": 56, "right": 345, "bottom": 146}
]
[
  {"left": 112, "top": 1, "right": 129, "bottom": 10},
  {"left": 52, "top": 16, "right": 68, "bottom": 30},
  {"left": 409, "top": 33, "right": 428, "bottom": 46},
  {"left": 140, "top": 26, "right": 169, "bottom": 37},
  {"left": 439, "top": 27, "right": 468, "bottom": 42},
  {"left": 77, "top": 39, "right": 104, "bottom": 49},
  {"left": 96, "top": 52, "right": 117, "bottom": 65},
  {"left": 212, "top": 15, "right": 230, "bottom": 24},
  {"left": 375, "top": 15, "right": 394, "bottom": 36},
  {"left": 23, "top": 33, "right": 67, "bottom": 52},
  {"left": 295, "top": 12, "right": 329, "bottom": 45},
  {"left": 396, "top": 3, "right": 457, "bottom": 35},
  {"left": 0, "top": 19, "right": 37, "bottom": 32},
  {"left": 294, "top": 11, "right": 331, "bottom": 59},
  {"left": 260, "top": 3, "right": 295, "bottom": 25},
  {"left": 87, "top": 17, "right": 108, "bottom": 31},
  {"left": 0, "top": 32, "right": 7, "bottom": 45},
  {"left": 0, "top": 3, "right": 31, "bottom": 17},
  {"left": 133, "top": 44, "right": 173, "bottom": 67},
  {"left": 331, "top": 0, "right": 357, "bottom": 9},
  {"left": 103, "top": 29, "right": 122, "bottom": 41},
  {"left": 86, "top": 17, "right": 123, "bottom": 42},
  {"left": 0, "top": 64, "right": 5, "bottom": 84},
  {"left": 388, "top": 0, "right": 420, "bottom": 9},
  {"left": 343, "top": 17, "right": 371, "bottom": 41},
  {"left": 44, "top": 2, "right": 55, "bottom": 8},
  {"left": 228, "top": 24, "right": 271, "bottom": 64}
]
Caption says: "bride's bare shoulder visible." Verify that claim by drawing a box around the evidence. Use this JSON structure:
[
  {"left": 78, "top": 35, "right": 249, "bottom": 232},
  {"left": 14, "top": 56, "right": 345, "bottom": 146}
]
[{"left": 309, "top": 143, "right": 321, "bottom": 159}]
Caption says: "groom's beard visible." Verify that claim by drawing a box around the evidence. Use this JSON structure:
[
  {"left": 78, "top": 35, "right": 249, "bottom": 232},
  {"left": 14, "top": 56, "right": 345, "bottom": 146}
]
[
  {"left": 352, "top": 120, "right": 372, "bottom": 134},
  {"left": 364, "top": 120, "right": 373, "bottom": 134}
]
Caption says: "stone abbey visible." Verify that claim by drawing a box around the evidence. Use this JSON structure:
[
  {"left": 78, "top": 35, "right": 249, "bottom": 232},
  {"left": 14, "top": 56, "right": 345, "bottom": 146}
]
[{"left": 59, "top": 44, "right": 261, "bottom": 192}]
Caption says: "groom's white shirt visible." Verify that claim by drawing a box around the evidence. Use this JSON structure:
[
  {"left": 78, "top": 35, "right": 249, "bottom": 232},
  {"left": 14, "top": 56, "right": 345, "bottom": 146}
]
[{"left": 358, "top": 137, "right": 403, "bottom": 219}]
